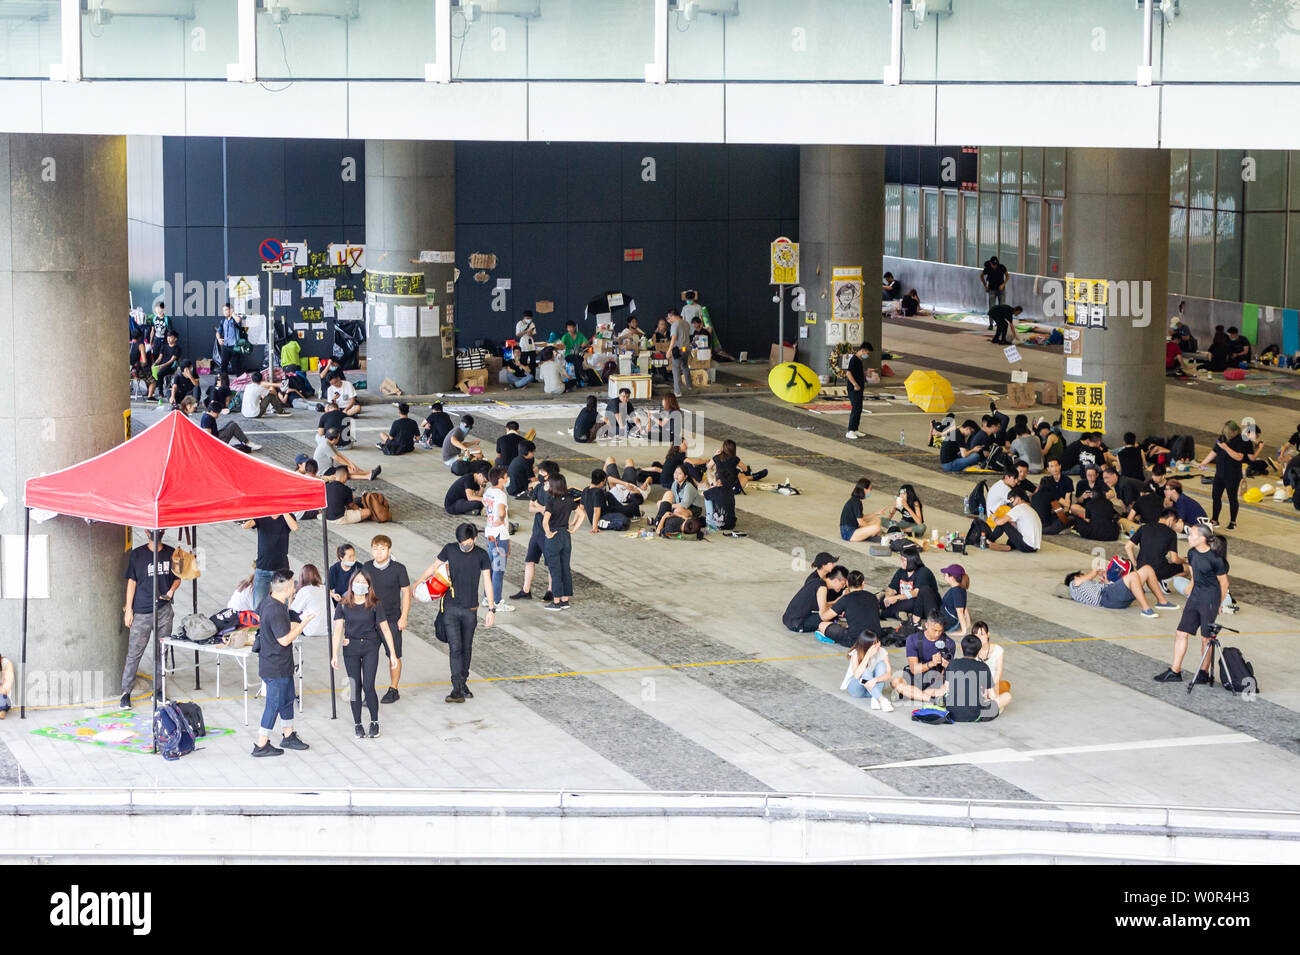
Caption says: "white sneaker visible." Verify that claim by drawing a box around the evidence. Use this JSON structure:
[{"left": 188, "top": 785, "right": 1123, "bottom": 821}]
[
  {"left": 845, "top": 431, "right": 859, "bottom": 440},
  {"left": 246, "top": 443, "right": 263, "bottom": 452},
  {"left": 869, "top": 696, "right": 880, "bottom": 710},
  {"left": 494, "top": 602, "right": 515, "bottom": 613},
  {"left": 878, "top": 698, "right": 895, "bottom": 713}
]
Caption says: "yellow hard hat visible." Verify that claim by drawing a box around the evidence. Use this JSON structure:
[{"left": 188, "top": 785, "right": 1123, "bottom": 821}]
[{"left": 1242, "top": 487, "right": 1263, "bottom": 504}]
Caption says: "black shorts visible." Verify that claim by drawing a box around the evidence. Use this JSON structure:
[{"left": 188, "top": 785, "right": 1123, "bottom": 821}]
[
  {"left": 525, "top": 531, "right": 546, "bottom": 565},
  {"left": 1177, "top": 600, "right": 1219, "bottom": 638},
  {"left": 382, "top": 622, "right": 403, "bottom": 659}
]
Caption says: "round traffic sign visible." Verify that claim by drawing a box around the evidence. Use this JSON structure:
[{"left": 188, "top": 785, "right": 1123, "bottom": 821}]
[{"left": 259, "top": 237, "right": 283, "bottom": 262}]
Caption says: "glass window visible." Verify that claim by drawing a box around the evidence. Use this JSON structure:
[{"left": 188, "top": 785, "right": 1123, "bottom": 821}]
[
  {"left": 1217, "top": 151, "right": 1244, "bottom": 212},
  {"left": 883, "top": 184, "right": 902, "bottom": 258},
  {"left": 978, "top": 193, "right": 998, "bottom": 266},
  {"left": 1168, "top": 207, "right": 1188, "bottom": 295},
  {"left": 524, "top": 0, "right": 654, "bottom": 80},
  {"left": 1186, "top": 209, "right": 1215, "bottom": 298},
  {"left": 1162, "top": 3, "right": 1300, "bottom": 82},
  {"left": 1189, "top": 150, "right": 1216, "bottom": 210},
  {"left": 943, "top": 191, "right": 959, "bottom": 265},
  {"left": 979, "top": 148, "right": 999, "bottom": 192},
  {"left": 1021, "top": 148, "right": 1042, "bottom": 197},
  {"left": 1000, "top": 148, "right": 1020, "bottom": 193},
  {"left": 1243, "top": 212, "right": 1285, "bottom": 307},
  {"left": 1245, "top": 151, "right": 1287, "bottom": 212},
  {"left": 1288, "top": 214, "right": 1300, "bottom": 309},
  {"left": 1022, "top": 199, "right": 1041, "bottom": 277},
  {"left": 923, "top": 189, "right": 940, "bottom": 262},
  {"left": 84, "top": 0, "right": 238, "bottom": 79},
  {"left": 1046, "top": 199, "right": 1064, "bottom": 278},
  {"left": 1044, "top": 148, "right": 1065, "bottom": 198},
  {"left": 962, "top": 192, "right": 978, "bottom": 268},
  {"left": 1213, "top": 211, "right": 1241, "bottom": 302},
  {"left": 1291, "top": 153, "right": 1300, "bottom": 211},
  {"left": 902, "top": 186, "right": 920, "bottom": 260},
  {"left": 0, "top": 0, "right": 59, "bottom": 79},
  {"left": 258, "top": 0, "right": 438, "bottom": 80},
  {"left": 998, "top": 193, "right": 1019, "bottom": 272},
  {"left": 1169, "top": 149, "right": 1188, "bottom": 207}
]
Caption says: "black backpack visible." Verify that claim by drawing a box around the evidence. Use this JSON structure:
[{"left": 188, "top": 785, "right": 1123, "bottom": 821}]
[
  {"left": 1218, "top": 647, "right": 1257, "bottom": 695},
  {"left": 176, "top": 701, "right": 206, "bottom": 737},
  {"left": 965, "top": 480, "right": 988, "bottom": 517},
  {"left": 1169, "top": 434, "right": 1196, "bottom": 462}
]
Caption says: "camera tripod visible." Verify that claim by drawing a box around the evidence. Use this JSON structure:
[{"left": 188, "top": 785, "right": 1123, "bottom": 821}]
[{"left": 1187, "top": 622, "right": 1240, "bottom": 695}]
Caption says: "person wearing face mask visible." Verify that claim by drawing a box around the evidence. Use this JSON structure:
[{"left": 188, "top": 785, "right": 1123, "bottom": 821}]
[
  {"left": 839, "top": 477, "right": 888, "bottom": 542},
  {"left": 416, "top": 523, "right": 495, "bottom": 704},
  {"left": 363, "top": 535, "right": 410, "bottom": 705},
  {"left": 328, "top": 544, "right": 358, "bottom": 606},
  {"left": 331, "top": 570, "right": 398, "bottom": 740}
]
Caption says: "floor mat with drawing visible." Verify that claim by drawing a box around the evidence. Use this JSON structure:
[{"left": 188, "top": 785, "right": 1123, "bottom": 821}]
[{"left": 31, "top": 709, "right": 234, "bottom": 755}]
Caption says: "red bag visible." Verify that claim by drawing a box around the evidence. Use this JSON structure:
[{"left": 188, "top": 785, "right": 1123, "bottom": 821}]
[
  {"left": 1105, "top": 556, "right": 1132, "bottom": 582},
  {"left": 1223, "top": 368, "right": 1247, "bottom": 380},
  {"left": 237, "top": 610, "right": 260, "bottom": 628}
]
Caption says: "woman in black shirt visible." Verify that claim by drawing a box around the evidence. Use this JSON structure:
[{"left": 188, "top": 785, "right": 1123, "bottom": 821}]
[
  {"left": 573, "top": 395, "right": 600, "bottom": 443},
  {"left": 817, "top": 570, "right": 882, "bottom": 648},
  {"left": 331, "top": 571, "right": 397, "bottom": 739},
  {"left": 1201, "top": 331, "right": 1231, "bottom": 372},
  {"left": 839, "top": 477, "right": 885, "bottom": 542},
  {"left": 1157, "top": 525, "right": 1230, "bottom": 684},
  {"left": 880, "top": 547, "right": 939, "bottom": 623},
  {"left": 710, "top": 438, "right": 769, "bottom": 493},
  {"left": 542, "top": 474, "right": 578, "bottom": 611},
  {"left": 1199, "top": 421, "right": 1251, "bottom": 529}
]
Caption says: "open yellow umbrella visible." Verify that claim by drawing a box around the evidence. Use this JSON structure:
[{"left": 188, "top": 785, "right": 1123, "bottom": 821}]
[
  {"left": 904, "top": 369, "right": 954, "bottom": 414},
  {"left": 768, "top": 361, "right": 822, "bottom": 404}
]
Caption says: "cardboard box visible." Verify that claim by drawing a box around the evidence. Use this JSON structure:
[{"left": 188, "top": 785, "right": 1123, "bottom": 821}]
[
  {"left": 1005, "top": 381, "right": 1035, "bottom": 409},
  {"left": 770, "top": 343, "right": 796, "bottom": 365},
  {"left": 689, "top": 368, "right": 710, "bottom": 388},
  {"left": 456, "top": 368, "right": 489, "bottom": 393},
  {"left": 485, "top": 355, "right": 503, "bottom": 375},
  {"left": 609, "top": 373, "right": 652, "bottom": 400},
  {"left": 1035, "top": 381, "right": 1059, "bottom": 405},
  {"left": 687, "top": 356, "right": 711, "bottom": 370}
]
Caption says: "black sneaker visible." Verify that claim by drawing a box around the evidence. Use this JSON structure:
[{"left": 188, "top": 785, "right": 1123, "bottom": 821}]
[
  {"left": 381, "top": 687, "right": 400, "bottom": 704},
  {"left": 354, "top": 723, "right": 366, "bottom": 739},
  {"left": 1153, "top": 668, "right": 1184, "bottom": 683},
  {"left": 510, "top": 590, "right": 532, "bottom": 600},
  {"left": 368, "top": 721, "right": 381, "bottom": 738},
  {"left": 750, "top": 468, "right": 769, "bottom": 482},
  {"left": 462, "top": 688, "right": 474, "bottom": 700},
  {"left": 541, "top": 590, "right": 553, "bottom": 602},
  {"left": 280, "top": 732, "right": 310, "bottom": 751},
  {"left": 445, "top": 693, "right": 465, "bottom": 704},
  {"left": 543, "top": 602, "right": 564, "bottom": 612},
  {"left": 1192, "top": 671, "right": 1212, "bottom": 686},
  {"left": 120, "top": 692, "right": 132, "bottom": 708},
  {"left": 370, "top": 465, "right": 382, "bottom": 480},
  {"left": 251, "top": 742, "right": 283, "bottom": 758}
]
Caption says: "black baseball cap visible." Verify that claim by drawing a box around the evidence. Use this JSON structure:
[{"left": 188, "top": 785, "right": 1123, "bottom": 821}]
[{"left": 812, "top": 552, "right": 839, "bottom": 568}]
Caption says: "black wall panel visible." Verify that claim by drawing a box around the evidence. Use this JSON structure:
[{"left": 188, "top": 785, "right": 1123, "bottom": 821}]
[
  {"left": 457, "top": 141, "right": 513, "bottom": 224},
  {"left": 620, "top": 143, "right": 675, "bottom": 222},
  {"left": 512, "top": 143, "right": 566, "bottom": 223},
  {"left": 565, "top": 143, "right": 621, "bottom": 223},
  {"left": 182, "top": 138, "right": 224, "bottom": 228}
]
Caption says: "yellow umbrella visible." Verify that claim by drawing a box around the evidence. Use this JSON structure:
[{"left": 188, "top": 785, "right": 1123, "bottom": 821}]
[
  {"left": 768, "top": 361, "right": 822, "bottom": 404},
  {"left": 904, "top": 369, "right": 954, "bottom": 414}
]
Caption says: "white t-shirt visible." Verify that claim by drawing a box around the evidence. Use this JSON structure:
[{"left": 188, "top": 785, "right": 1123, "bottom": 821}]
[
  {"left": 516, "top": 321, "right": 537, "bottom": 350},
  {"left": 291, "top": 584, "right": 329, "bottom": 637},
  {"left": 227, "top": 585, "right": 257, "bottom": 613},
  {"left": 240, "top": 383, "right": 267, "bottom": 418},
  {"left": 680, "top": 302, "right": 702, "bottom": 324},
  {"left": 985, "top": 479, "right": 1014, "bottom": 515},
  {"left": 1007, "top": 502, "right": 1042, "bottom": 551},
  {"left": 538, "top": 359, "right": 564, "bottom": 395},
  {"left": 327, "top": 380, "right": 357, "bottom": 407},
  {"left": 979, "top": 641, "right": 1004, "bottom": 684},
  {"left": 483, "top": 487, "right": 509, "bottom": 540}
]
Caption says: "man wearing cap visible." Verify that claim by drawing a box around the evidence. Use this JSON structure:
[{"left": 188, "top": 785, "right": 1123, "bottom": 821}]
[
  {"left": 781, "top": 552, "right": 839, "bottom": 632},
  {"left": 416, "top": 524, "right": 495, "bottom": 704}
]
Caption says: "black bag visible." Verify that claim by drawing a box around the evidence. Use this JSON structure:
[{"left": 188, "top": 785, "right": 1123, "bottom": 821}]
[
  {"left": 176, "top": 701, "right": 206, "bottom": 738},
  {"left": 1218, "top": 646, "right": 1257, "bottom": 694},
  {"left": 965, "top": 480, "right": 988, "bottom": 517},
  {"left": 598, "top": 513, "right": 630, "bottom": 531},
  {"left": 434, "top": 609, "right": 448, "bottom": 644},
  {"left": 985, "top": 447, "right": 1011, "bottom": 473},
  {"left": 964, "top": 518, "right": 987, "bottom": 546},
  {"left": 209, "top": 607, "right": 240, "bottom": 636},
  {"left": 1169, "top": 434, "right": 1195, "bottom": 462}
]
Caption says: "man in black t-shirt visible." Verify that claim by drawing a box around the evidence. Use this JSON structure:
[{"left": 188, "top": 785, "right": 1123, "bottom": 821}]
[
  {"left": 376, "top": 402, "right": 419, "bottom": 456},
  {"left": 495, "top": 421, "right": 524, "bottom": 466},
  {"left": 988, "top": 304, "right": 1021, "bottom": 345},
  {"left": 252, "top": 570, "right": 313, "bottom": 757},
  {"left": 507, "top": 441, "right": 536, "bottom": 497},
  {"left": 148, "top": 330, "right": 182, "bottom": 399},
  {"left": 445, "top": 465, "right": 488, "bottom": 516},
  {"left": 981, "top": 257, "right": 1007, "bottom": 311},
  {"left": 1126, "top": 509, "right": 1183, "bottom": 582},
  {"left": 241, "top": 513, "right": 297, "bottom": 607},
  {"left": 119, "top": 531, "right": 180, "bottom": 707},
  {"left": 845, "top": 341, "right": 871, "bottom": 440},
  {"left": 511, "top": 460, "right": 555, "bottom": 601},
  {"left": 605, "top": 390, "right": 637, "bottom": 438},
  {"left": 324, "top": 470, "right": 371, "bottom": 523},
  {"left": 943, "top": 635, "right": 1007, "bottom": 722},
  {"left": 363, "top": 535, "right": 410, "bottom": 704},
  {"left": 317, "top": 400, "right": 351, "bottom": 448},
  {"left": 422, "top": 401, "right": 454, "bottom": 450},
  {"left": 417, "top": 523, "right": 494, "bottom": 703}
]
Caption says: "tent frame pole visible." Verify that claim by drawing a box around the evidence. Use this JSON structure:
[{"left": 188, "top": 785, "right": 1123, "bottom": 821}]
[
  {"left": 151, "top": 530, "right": 160, "bottom": 756},
  {"left": 322, "top": 516, "right": 336, "bottom": 719},
  {"left": 19, "top": 508, "right": 30, "bottom": 719}
]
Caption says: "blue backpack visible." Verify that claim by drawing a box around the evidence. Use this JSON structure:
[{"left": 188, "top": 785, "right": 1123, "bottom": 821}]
[
  {"left": 911, "top": 707, "right": 953, "bottom": 725},
  {"left": 153, "top": 702, "right": 197, "bottom": 761}
]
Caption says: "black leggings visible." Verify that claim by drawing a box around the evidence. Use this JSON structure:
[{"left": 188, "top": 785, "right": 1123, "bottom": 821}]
[
  {"left": 344, "top": 641, "right": 380, "bottom": 724},
  {"left": 880, "top": 586, "right": 939, "bottom": 621},
  {"left": 1211, "top": 475, "right": 1239, "bottom": 523},
  {"left": 446, "top": 498, "right": 483, "bottom": 516},
  {"left": 987, "top": 522, "right": 1038, "bottom": 552}
]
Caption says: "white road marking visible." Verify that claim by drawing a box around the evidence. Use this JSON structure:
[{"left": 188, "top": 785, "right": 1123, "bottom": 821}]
[{"left": 862, "top": 733, "right": 1258, "bottom": 770}]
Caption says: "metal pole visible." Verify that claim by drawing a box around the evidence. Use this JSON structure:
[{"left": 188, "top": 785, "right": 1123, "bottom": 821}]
[
  {"left": 151, "top": 531, "right": 160, "bottom": 755},
  {"left": 190, "top": 525, "right": 200, "bottom": 691},
  {"left": 322, "top": 516, "right": 337, "bottom": 719},
  {"left": 778, "top": 284, "right": 785, "bottom": 365},
  {"left": 19, "top": 508, "right": 29, "bottom": 720},
  {"left": 1138, "top": 0, "right": 1155, "bottom": 86}
]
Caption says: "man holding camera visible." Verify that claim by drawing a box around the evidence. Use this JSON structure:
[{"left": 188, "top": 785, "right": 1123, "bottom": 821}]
[{"left": 890, "top": 613, "right": 955, "bottom": 703}]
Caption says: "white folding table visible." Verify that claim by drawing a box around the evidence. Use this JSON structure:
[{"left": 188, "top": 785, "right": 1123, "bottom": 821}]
[{"left": 161, "top": 637, "right": 304, "bottom": 726}]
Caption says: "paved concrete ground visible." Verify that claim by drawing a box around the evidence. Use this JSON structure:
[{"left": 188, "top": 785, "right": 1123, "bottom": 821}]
[{"left": 4, "top": 314, "right": 1299, "bottom": 809}]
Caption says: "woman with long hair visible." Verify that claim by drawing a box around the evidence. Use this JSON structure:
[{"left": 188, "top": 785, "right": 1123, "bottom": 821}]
[
  {"left": 1198, "top": 420, "right": 1252, "bottom": 529},
  {"left": 652, "top": 392, "right": 683, "bottom": 446},
  {"left": 542, "top": 473, "right": 580, "bottom": 611},
  {"left": 654, "top": 465, "right": 703, "bottom": 536},
  {"left": 939, "top": 564, "right": 971, "bottom": 636},
  {"left": 1155, "top": 524, "right": 1230, "bottom": 684},
  {"left": 331, "top": 569, "right": 398, "bottom": 739},
  {"left": 839, "top": 631, "right": 894, "bottom": 712},
  {"left": 886, "top": 483, "right": 926, "bottom": 537},
  {"left": 839, "top": 477, "right": 888, "bottom": 542},
  {"left": 573, "top": 394, "right": 601, "bottom": 443},
  {"left": 227, "top": 570, "right": 257, "bottom": 613},
  {"left": 711, "top": 438, "right": 768, "bottom": 492},
  {"left": 291, "top": 564, "right": 329, "bottom": 637},
  {"left": 880, "top": 545, "right": 940, "bottom": 623},
  {"left": 972, "top": 620, "right": 1011, "bottom": 710}
]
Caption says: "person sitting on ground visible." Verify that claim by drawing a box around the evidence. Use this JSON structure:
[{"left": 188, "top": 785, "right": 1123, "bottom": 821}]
[
  {"left": 314, "top": 427, "right": 381, "bottom": 482},
  {"left": 442, "top": 414, "right": 484, "bottom": 475},
  {"left": 1064, "top": 564, "right": 1172, "bottom": 618},
  {"left": 885, "top": 484, "right": 926, "bottom": 537},
  {"left": 839, "top": 630, "right": 894, "bottom": 711},
  {"left": 582, "top": 469, "right": 643, "bottom": 533},
  {"left": 1061, "top": 430, "right": 1110, "bottom": 476},
  {"left": 651, "top": 393, "right": 684, "bottom": 446},
  {"left": 781, "top": 553, "right": 841, "bottom": 633},
  {"left": 701, "top": 467, "right": 737, "bottom": 532},
  {"left": 241, "top": 370, "right": 293, "bottom": 419},
  {"left": 939, "top": 419, "right": 984, "bottom": 471},
  {"left": 1070, "top": 465, "right": 1119, "bottom": 541},
  {"left": 499, "top": 356, "right": 534, "bottom": 389},
  {"left": 169, "top": 360, "right": 200, "bottom": 409},
  {"left": 0, "top": 650, "right": 14, "bottom": 719},
  {"left": 1226, "top": 326, "right": 1252, "bottom": 366},
  {"left": 839, "top": 477, "right": 889, "bottom": 542},
  {"left": 653, "top": 465, "right": 703, "bottom": 536},
  {"left": 495, "top": 422, "right": 525, "bottom": 468},
  {"left": 1038, "top": 420, "right": 1065, "bottom": 468},
  {"left": 982, "top": 486, "right": 1042, "bottom": 552},
  {"left": 205, "top": 373, "right": 235, "bottom": 413},
  {"left": 880, "top": 546, "right": 940, "bottom": 623},
  {"left": 536, "top": 347, "right": 572, "bottom": 396},
  {"left": 316, "top": 398, "right": 353, "bottom": 448},
  {"left": 711, "top": 438, "right": 768, "bottom": 493},
  {"left": 507, "top": 440, "right": 537, "bottom": 498},
  {"left": 941, "top": 634, "right": 1010, "bottom": 722},
  {"left": 200, "top": 398, "right": 259, "bottom": 452},
  {"left": 882, "top": 272, "right": 902, "bottom": 301},
  {"left": 324, "top": 468, "right": 372, "bottom": 524},
  {"left": 1010, "top": 424, "right": 1044, "bottom": 474},
  {"left": 984, "top": 466, "right": 1020, "bottom": 516},
  {"left": 939, "top": 564, "right": 971, "bottom": 636},
  {"left": 1101, "top": 464, "right": 1144, "bottom": 516},
  {"left": 376, "top": 402, "right": 419, "bottom": 456},
  {"left": 444, "top": 461, "right": 490, "bottom": 516},
  {"left": 898, "top": 288, "right": 921, "bottom": 317},
  {"left": 972, "top": 621, "right": 1009, "bottom": 704},
  {"left": 421, "top": 400, "right": 454, "bottom": 450},
  {"left": 1125, "top": 508, "right": 1185, "bottom": 586},
  {"left": 573, "top": 394, "right": 602, "bottom": 443},
  {"left": 326, "top": 372, "right": 362, "bottom": 418},
  {"left": 890, "top": 613, "right": 955, "bottom": 703},
  {"left": 818, "top": 569, "right": 883, "bottom": 649},
  {"left": 1163, "top": 478, "right": 1207, "bottom": 534},
  {"left": 605, "top": 387, "right": 639, "bottom": 438}
]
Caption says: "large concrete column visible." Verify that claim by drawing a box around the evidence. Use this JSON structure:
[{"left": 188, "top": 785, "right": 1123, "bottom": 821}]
[
  {"left": 1062, "top": 148, "right": 1169, "bottom": 445},
  {"left": 364, "top": 141, "right": 456, "bottom": 395},
  {"left": 798, "top": 146, "right": 885, "bottom": 376},
  {"left": 0, "top": 134, "right": 130, "bottom": 706}
]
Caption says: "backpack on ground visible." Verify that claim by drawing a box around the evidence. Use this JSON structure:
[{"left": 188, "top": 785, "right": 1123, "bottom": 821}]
[
  {"left": 1218, "top": 646, "right": 1257, "bottom": 694},
  {"left": 964, "top": 518, "right": 987, "bottom": 547},
  {"left": 965, "top": 480, "right": 988, "bottom": 517},
  {"left": 911, "top": 707, "right": 953, "bottom": 725},
  {"left": 153, "top": 702, "right": 197, "bottom": 760},
  {"left": 1105, "top": 556, "right": 1132, "bottom": 582},
  {"left": 362, "top": 491, "right": 392, "bottom": 523},
  {"left": 1169, "top": 434, "right": 1196, "bottom": 462},
  {"left": 598, "top": 513, "right": 629, "bottom": 531},
  {"left": 176, "top": 701, "right": 206, "bottom": 737}
]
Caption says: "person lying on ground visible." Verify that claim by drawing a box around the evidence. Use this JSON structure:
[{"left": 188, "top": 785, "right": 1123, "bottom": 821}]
[{"left": 1064, "top": 565, "right": 1173, "bottom": 618}]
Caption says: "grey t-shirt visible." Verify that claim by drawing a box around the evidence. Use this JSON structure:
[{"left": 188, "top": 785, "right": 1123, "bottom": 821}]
[
  {"left": 442, "top": 425, "right": 470, "bottom": 464},
  {"left": 673, "top": 481, "right": 702, "bottom": 511},
  {"left": 1011, "top": 434, "right": 1043, "bottom": 473},
  {"left": 313, "top": 435, "right": 336, "bottom": 474},
  {"left": 669, "top": 318, "right": 689, "bottom": 354}
]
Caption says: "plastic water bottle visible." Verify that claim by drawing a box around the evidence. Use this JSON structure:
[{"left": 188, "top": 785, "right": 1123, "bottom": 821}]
[
  {"left": 979, "top": 506, "right": 986, "bottom": 522},
  {"left": 899, "top": 430, "right": 906, "bottom": 446}
]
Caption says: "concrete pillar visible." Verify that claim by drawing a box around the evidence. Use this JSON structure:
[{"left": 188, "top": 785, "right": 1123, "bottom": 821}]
[
  {"left": 364, "top": 141, "right": 456, "bottom": 395},
  {"left": 0, "top": 134, "right": 130, "bottom": 706},
  {"left": 1062, "top": 148, "right": 1169, "bottom": 445},
  {"left": 797, "top": 146, "right": 885, "bottom": 376}
]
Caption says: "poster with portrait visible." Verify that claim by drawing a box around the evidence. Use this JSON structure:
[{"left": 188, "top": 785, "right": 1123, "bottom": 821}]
[{"left": 831, "top": 266, "right": 863, "bottom": 323}]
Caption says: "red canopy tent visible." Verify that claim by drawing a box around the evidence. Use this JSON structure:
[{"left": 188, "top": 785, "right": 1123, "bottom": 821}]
[{"left": 21, "top": 411, "right": 335, "bottom": 733}]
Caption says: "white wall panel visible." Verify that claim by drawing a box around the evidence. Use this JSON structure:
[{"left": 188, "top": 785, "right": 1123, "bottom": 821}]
[
  {"left": 726, "top": 84, "right": 935, "bottom": 145},
  {"left": 348, "top": 82, "right": 527, "bottom": 142},
  {"left": 0, "top": 82, "right": 42, "bottom": 134},
  {"left": 528, "top": 82, "right": 724, "bottom": 142},
  {"left": 936, "top": 85, "right": 1161, "bottom": 148},
  {"left": 184, "top": 81, "right": 347, "bottom": 138},
  {"left": 42, "top": 81, "right": 185, "bottom": 135},
  {"left": 1161, "top": 86, "right": 1300, "bottom": 150}
]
